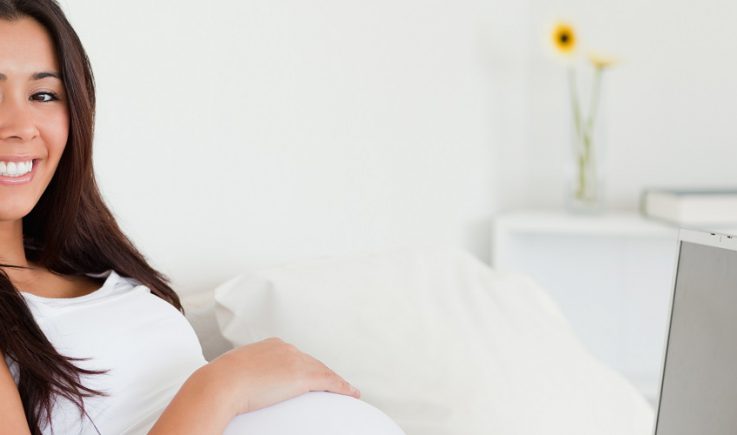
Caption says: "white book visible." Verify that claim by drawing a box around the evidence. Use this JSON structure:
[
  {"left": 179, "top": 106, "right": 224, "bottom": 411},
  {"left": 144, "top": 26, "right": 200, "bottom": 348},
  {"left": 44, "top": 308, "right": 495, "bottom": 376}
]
[{"left": 641, "top": 188, "right": 737, "bottom": 226}]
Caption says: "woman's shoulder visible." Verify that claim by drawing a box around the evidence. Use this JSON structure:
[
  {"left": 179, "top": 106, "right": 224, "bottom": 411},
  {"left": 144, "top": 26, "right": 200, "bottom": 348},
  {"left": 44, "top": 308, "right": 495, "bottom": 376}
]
[{"left": 87, "top": 269, "right": 141, "bottom": 291}]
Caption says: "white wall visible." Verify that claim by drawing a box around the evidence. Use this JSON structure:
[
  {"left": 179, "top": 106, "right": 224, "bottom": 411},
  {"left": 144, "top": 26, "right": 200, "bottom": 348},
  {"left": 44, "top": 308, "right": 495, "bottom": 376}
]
[
  {"left": 60, "top": 0, "right": 521, "bottom": 295},
  {"left": 58, "top": 0, "right": 737, "bottom": 295}
]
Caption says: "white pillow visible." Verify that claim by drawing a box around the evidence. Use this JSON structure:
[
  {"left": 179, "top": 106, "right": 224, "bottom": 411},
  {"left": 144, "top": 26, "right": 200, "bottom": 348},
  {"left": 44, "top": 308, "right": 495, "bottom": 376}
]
[
  {"left": 214, "top": 247, "right": 654, "bottom": 435},
  {"left": 181, "top": 290, "right": 234, "bottom": 361}
]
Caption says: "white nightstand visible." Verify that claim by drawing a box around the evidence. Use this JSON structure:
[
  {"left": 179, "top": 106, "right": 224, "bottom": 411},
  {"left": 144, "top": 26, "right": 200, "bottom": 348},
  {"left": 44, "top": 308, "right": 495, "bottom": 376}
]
[{"left": 491, "top": 210, "right": 681, "bottom": 404}]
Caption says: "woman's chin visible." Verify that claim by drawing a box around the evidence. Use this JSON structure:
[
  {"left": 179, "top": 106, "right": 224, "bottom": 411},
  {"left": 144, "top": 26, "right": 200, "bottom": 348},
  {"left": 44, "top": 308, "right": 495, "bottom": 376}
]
[
  {"left": 0, "top": 199, "right": 37, "bottom": 223},
  {"left": 223, "top": 391, "right": 405, "bottom": 435}
]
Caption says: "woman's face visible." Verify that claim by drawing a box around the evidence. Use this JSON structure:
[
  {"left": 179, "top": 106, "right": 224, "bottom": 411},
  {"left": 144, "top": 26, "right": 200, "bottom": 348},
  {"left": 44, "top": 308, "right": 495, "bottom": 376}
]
[{"left": 0, "top": 17, "right": 69, "bottom": 223}]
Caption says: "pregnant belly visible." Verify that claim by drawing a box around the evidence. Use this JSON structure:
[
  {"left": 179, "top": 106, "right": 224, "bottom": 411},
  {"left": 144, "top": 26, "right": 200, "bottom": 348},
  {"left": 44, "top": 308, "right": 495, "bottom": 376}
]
[{"left": 223, "top": 392, "right": 405, "bottom": 435}]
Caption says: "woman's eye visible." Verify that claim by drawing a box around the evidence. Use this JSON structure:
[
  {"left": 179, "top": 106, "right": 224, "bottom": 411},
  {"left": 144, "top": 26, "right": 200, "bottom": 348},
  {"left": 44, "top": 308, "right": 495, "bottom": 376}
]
[{"left": 31, "top": 92, "right": 59, "bottom": 102}]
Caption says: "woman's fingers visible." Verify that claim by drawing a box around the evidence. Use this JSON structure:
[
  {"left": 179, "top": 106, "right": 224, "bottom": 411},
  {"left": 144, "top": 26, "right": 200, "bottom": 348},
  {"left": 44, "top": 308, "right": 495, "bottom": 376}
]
[
  {"left": 206, "top": 337, "right": 361, "bottom": 416},
  {"left": 305, "top": 361, "right": 361, "bottom": 398},
  {"left": 288, "top": 348, "right": 360, "bottom": 398}
]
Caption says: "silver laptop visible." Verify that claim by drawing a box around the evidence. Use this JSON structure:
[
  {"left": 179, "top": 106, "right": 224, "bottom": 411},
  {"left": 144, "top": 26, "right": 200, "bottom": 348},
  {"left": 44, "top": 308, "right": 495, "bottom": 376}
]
[{"left": 654, "top": 229, "right": 737, "bottom": 434}]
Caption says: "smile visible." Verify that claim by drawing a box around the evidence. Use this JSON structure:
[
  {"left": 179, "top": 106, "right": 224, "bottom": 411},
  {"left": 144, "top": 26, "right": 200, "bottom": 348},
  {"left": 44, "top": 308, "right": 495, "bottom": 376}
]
[
  {"left": 0, "top": 160, "right": 34, "bottom": 177},
  {"left": 0, "top": 159, "right": 38, "bottom": 185}
]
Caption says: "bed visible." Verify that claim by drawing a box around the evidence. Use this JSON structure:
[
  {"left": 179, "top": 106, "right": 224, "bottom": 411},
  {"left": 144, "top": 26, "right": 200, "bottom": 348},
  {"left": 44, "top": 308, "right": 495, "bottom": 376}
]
[{"left": 181, "top": 247, "right": 654, "bottom": 435}]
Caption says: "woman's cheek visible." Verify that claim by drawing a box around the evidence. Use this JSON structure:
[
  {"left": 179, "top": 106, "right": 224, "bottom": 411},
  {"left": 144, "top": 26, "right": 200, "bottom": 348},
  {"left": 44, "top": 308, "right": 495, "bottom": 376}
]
[{"left": 40, "top": 108, "right": 69, "bottom": 162}]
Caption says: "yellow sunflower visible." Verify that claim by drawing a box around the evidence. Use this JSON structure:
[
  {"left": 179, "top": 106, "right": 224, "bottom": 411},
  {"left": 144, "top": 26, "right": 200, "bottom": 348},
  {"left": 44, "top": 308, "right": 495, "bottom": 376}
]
[{"left": 551, "top": 22, "right": 577, "bottom": 56}]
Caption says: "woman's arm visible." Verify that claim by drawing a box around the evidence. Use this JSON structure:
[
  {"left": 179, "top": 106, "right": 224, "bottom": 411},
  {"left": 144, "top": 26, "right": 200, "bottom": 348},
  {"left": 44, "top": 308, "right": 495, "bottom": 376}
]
[
  {"left": 149, "top": 337, "right": 360, "bottom": 435},
  {"left": 148, "top": 364, "right": 233, "bottom": 434},
  {"left": 0, "top": 353, "right": 32, "bottom": 435}
]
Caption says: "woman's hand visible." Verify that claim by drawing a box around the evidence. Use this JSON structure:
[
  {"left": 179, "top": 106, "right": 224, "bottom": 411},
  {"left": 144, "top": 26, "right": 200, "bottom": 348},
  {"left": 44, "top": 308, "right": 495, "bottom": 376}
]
[
  {"left": 201, "top": 337, "right": 361, "bottom": 418},
  {"left": 150, "top": 337, "right": 359, "bottom": 434}
]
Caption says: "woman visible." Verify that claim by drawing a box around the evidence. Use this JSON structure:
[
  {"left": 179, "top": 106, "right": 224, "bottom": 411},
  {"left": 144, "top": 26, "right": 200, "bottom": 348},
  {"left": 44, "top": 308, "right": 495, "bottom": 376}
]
[{"left": 0, "top": 1, "right": 404, "bottom": 434}]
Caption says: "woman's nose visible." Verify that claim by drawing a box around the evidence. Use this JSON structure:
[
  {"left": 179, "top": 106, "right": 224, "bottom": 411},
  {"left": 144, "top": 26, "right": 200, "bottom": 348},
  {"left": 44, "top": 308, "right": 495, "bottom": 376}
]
[{"left": 0, "top": 98, "right": 40, "bottom": 143}]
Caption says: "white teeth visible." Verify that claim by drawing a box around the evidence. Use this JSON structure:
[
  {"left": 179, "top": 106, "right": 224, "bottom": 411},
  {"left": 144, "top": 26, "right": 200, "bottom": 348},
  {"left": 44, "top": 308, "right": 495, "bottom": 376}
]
[{"left": 0, "top": 160, "right": 33, "bottom": 177}]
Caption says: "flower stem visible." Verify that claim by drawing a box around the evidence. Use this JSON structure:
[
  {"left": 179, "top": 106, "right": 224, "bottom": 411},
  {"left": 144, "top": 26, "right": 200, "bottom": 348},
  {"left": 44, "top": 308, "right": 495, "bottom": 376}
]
[
  {"left": 568, "top": 68, "right": 583, "bottom": 154},
  {"left": 568, "top": 67, "right": 587, "bottom": 199},
  {"left": 585, "top": 67, "right": 603, "bottom": 142}
]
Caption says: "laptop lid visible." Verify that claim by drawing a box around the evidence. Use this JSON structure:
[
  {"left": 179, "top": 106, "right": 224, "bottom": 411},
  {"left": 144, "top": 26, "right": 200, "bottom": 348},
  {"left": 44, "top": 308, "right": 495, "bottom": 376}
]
[{"left": 654, "top": 229, "right": 737, "bottom": 434}]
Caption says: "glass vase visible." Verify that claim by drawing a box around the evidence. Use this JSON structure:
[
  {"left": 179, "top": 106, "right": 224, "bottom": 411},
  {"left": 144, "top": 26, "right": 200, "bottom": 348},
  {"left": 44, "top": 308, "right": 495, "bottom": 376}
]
[{"left": 565, "top": 68, "right": 606, "bottom": 214}]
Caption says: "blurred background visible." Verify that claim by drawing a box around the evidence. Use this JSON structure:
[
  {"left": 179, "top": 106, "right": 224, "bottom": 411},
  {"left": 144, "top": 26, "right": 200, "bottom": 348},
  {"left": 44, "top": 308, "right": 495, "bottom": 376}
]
[{"left": 61, "top": 0, "right": 737, "bottom": 402}]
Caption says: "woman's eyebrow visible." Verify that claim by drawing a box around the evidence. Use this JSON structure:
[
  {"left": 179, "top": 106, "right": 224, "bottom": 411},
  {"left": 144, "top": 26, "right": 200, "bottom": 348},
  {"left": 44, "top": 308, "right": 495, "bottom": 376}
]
[
  {"left": 32, "top": 71, "right": 61, "bottom": 80},
  {"left": 0, "top": 71, "right": 61, "bottom": 80}
]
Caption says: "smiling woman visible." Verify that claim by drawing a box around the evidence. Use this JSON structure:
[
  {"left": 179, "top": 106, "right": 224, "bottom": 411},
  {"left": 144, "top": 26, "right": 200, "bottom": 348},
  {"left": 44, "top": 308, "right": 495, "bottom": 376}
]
[
  {"left": 0, "top": 19, "right": 67, "bottom": 214},
  {"left": 0, "top": 1, "right": 405, "bottom": 434}
]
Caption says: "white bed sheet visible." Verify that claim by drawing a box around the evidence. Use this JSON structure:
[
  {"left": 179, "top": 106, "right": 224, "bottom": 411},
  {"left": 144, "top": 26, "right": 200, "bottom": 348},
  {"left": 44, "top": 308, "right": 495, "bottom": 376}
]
[{"left": 209, "top": 247, "right": 655, "bottom": 435}]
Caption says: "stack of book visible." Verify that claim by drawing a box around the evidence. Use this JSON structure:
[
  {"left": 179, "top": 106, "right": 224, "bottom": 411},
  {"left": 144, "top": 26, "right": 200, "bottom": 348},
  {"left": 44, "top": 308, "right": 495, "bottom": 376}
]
[{"left": 640, "top": 188, "right": 737, "bottom": 227}]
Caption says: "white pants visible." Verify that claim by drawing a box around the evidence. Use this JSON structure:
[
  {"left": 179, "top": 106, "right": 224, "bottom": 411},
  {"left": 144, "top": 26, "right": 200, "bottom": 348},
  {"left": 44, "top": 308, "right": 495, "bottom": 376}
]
[{"left": 223, "top": 392, "right": 406, "bottom": 435}]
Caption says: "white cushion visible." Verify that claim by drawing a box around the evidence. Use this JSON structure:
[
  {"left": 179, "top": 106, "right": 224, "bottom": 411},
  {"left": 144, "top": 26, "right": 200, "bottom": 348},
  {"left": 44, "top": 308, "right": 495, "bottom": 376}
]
[
  {"left": 181, "top": 290, "right": 234, "bottom": 361},
  {"left": 214, "top": 247, "right": 654, "bottom": 435}
]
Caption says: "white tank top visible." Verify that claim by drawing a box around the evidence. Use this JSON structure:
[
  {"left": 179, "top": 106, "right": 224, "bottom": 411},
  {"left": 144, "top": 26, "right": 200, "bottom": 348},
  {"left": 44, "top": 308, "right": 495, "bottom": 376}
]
[
  {"left": 6, "top": 270, "right": 207, "bottom": 435},
  {"left": 7, "top": 271, "right": 407, "bottom": 435}
]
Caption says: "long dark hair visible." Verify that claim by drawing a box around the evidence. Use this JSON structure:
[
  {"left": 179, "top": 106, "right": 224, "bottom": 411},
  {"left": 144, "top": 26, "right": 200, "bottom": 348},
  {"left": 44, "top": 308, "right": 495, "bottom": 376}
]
[{"left": 0, "top": 1, "right": 183, "bottom": 433}]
